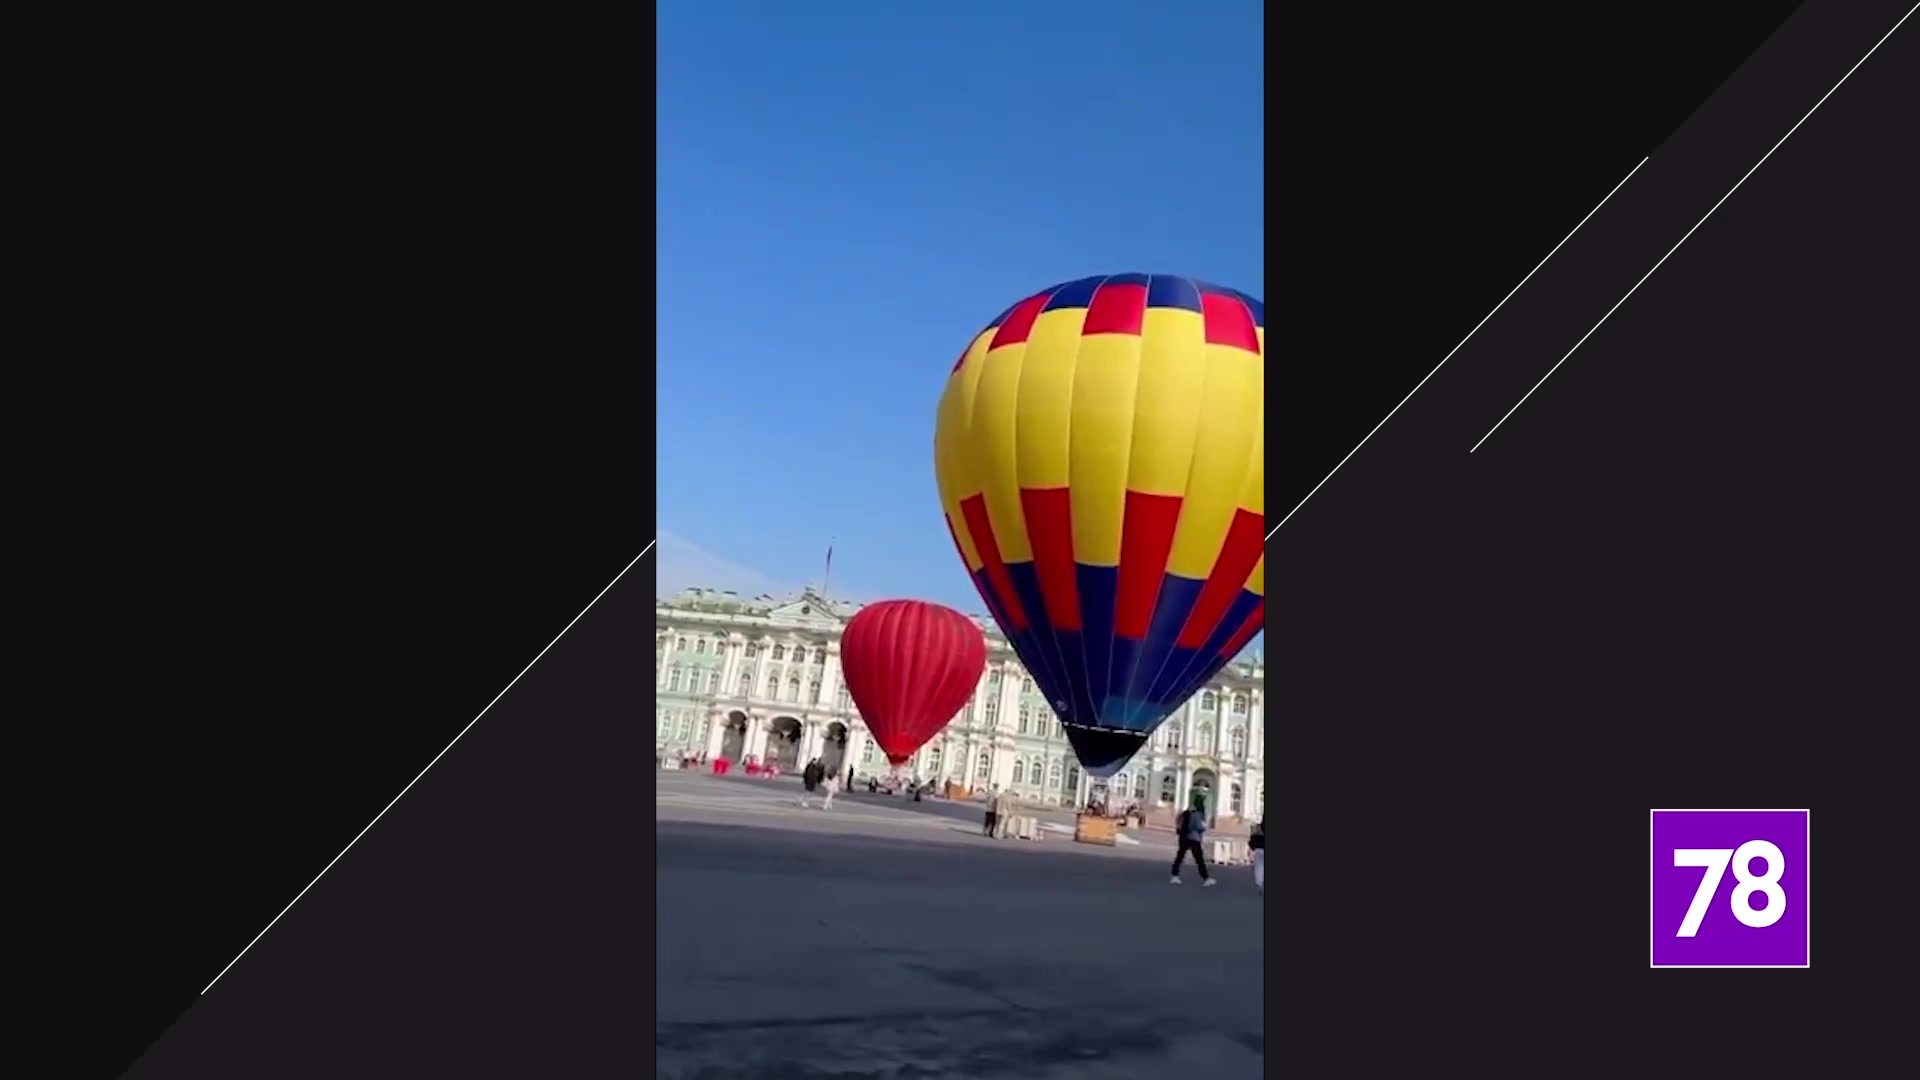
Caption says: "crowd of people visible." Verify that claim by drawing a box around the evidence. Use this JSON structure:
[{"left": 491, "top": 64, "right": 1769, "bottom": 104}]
[{"left": 663, "top": 745, "right": 1264, "bottom": 892}]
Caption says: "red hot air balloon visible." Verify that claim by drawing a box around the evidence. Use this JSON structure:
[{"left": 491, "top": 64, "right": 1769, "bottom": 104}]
[{"left": 839, "top": 599, "right": 988, "bottom": 766}]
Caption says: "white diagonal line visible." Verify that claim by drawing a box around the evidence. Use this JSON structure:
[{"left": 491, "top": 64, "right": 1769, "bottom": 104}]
[
  {"left": 1472, "top": 4, "right": 1916, "bottom": 453},
  {"left": 201, "top": 538, "right": 657, "bottom": 994},
  {"left": 1267, "top": 157, "right": 1648, "bottom": 539}
]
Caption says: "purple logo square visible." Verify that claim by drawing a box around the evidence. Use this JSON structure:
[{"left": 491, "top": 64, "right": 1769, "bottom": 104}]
[{"left": 1650, "top": 809, "right": 1810, "bottom": 968}]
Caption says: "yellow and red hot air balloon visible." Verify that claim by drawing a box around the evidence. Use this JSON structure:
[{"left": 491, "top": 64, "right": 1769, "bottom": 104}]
[{"left": 934, "top": 273, "right": 1264, "bottom": 777}]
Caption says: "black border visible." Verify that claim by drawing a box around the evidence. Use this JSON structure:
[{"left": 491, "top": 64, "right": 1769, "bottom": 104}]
[
  {"left": 37, "top": 11, "right": 656, "bottom": 1076},
  {"left": 1274, "top": 2, "right": 1914, "bottom": 1076}
]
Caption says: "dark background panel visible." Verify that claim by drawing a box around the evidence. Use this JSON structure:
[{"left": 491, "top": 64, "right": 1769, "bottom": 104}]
[
  {"left": 35, "top": 17, "right": 653, "bottom": 1078},
  {"left": 120, "top": 552, "right": 648, "bottom": 1079},
  {"left": 1275, "top": 2, "right": 1915, "bottom": 1077},
  {"left": 1277, "top": 1, "right": 1805, "bottom": 518}
]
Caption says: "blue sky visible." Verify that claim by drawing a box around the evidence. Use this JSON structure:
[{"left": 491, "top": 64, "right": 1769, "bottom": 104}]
[{"left": 657, "top": 0, "right": 1264, "bottom": 636}]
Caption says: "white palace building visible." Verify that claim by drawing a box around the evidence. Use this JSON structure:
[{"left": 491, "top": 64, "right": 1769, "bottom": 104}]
[{"left": 655, "top": 586, "right": 1266, "bottom": 827}]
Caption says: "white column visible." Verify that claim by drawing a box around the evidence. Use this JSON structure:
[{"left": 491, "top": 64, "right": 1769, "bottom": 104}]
[
  {"left": 989, "top": 743, "right": 1014, "bottom": 789},
  {"left": 745, "top": 717, "right": 768, "bottom": 762},
  {"left": 999, "top": 674, "right": 1021, "bottom": 734},
  {"left": 717, "top": 637, "right": 740, "bottom": 696},
  {"left": 820, "top": 650, "right": 841, "bottom": 712},
  {"left": 656, "top": 634, "right": 677, "bottom": 690},
  {"left": 704, "top": 714, "right": 727, "bottom": 758},
  {"left": 1250, "top": 695, "right": 1264, "bottom": 763}
]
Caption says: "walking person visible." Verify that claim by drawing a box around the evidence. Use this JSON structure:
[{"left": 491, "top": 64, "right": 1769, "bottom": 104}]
[
  {"left": 982, "top": 786, "right": 1000, "bottom": 837},
  {"left": 820, "top": 771, "right": 840, "bottom": 810},
  {"left": 1170, "top": 800, "right": 1216, "bottom": 886},
  {"left": 1249, "top": 821, "right": 1265, "bottom": 895}
]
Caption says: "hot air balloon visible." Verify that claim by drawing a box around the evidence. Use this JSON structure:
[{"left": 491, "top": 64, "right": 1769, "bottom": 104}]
[
  {"left": 839, "top": 599, "right": 989, "bottom": 767},
  {"left": 934, "top": 273, "right": 1264, "bottom": 778}
]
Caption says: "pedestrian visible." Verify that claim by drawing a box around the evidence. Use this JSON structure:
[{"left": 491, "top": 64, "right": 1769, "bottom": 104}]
[
  {"left": 820, "top": 771, "right": 840, "bottom": 810},
  {"left": 992, "top": 788, "right": 1015, "bottom": 838},
  {"left": 982, "top": 788, "right": 1000, "bottom": 837},
  {"left": 1249, "top": 821, "right": 1265, "bottom": 895},
  {"left": 1170, "top": 801, "right": 1216, "bottom": 886}
]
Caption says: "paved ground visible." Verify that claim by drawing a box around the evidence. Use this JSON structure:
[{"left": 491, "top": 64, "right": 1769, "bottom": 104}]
[{"left": 656, "top": 771, "right": 1264, "bottom": 1080}]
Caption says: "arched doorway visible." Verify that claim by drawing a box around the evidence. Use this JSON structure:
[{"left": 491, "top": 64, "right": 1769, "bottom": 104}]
[
  {"left": 820, "top": 722, "right": 849, "bottom": 776},
  {"left": 1190, "top": 768, "right": 1218, "bottom": 822},
  {"left": 720, "top": 710, "right": 749, "bottom": 761},
  {"left": 766, "top": 716, "right": 803, "bottom": 770}
]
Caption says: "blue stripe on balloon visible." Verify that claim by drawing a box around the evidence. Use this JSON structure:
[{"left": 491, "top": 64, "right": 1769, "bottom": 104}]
[{"left": 1147, "top": 588, "right": 1263, "bottom": 704}]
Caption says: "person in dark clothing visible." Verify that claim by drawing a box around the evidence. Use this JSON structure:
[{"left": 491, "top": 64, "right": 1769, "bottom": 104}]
[
  {"left": 982, "top": 790, "right": 999, "bottom": 836},
  {"left": 801, "top": 759, "right": 822, "bottom": 793},
  {"left": 1249, "top": 821, "right": 1265, "bottom": 894},
  {"left": 845, "top": 765, "right": 854, "bottom": 791},
  {"left": 1170, "top": 803, "right": 1216, "bottom": 886}
]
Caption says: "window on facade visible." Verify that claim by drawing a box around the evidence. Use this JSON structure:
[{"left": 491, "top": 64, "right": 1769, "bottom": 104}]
[
  {"left": 738, "top": 673, "right": 752, "bottom": 696},
  {"left": 809, "top": 680, "right": 822, "bottom": 704},
  {"left": 1022, "top": 677, "right": 1032, "bottom": 694},
  {"left": 1232, "top": 694, "right": 1249, "bottom": 715},
  {"left": 676, "top": 716, "right": 692, "bottom": 740},
  {"left": 1201, "top": 691, "right": 1217, "bottom": 711},
  {"left": 976, "top": 752, "right": 991, "bottom": 778},
  {"left": 1166, "top": 726, "right": 1182, "bottom": 750},
  {"left": 1197, "top": 722, "right": 1214, "bottom": 751},
  {"left": 1064, "top": 765, "right": 1080, "bottom": 795},
  {"left": 667, "top": 668, "right": 683, "bottom": 691},
  {"left": 1160, "top": 773, "right": 1176, "bottom": 803},
  {"left": 705, "top": 671, "right": 718, "bottom": 693},
  {"left": 676, "top": 637, "right": 687, "bottom": 650},
  {"left": 772, "top": 645, "right": 785, "bottom": 660},
  {"left": 787, "top": 676, "right": 802, "bottom": 702},
  {"left": 984, "top": 700, "right": 998, "bottom": 725},
  {"left": 837, "top": 688, "right": 850, "bottom": 711},
  {"left": 1047, "top": 762, "right": 1062, "bottom": 788},
  {"left": 1133, "top": 773, "right": 1148, "bottom": 799},
  {"left": 863, "top": 742, "right": 877, "bottom": 762},
  {"left": 1229, "top": 782, "right": 1243, "bottom": 815},
  {"left": 988, "top": 669, "right": 1003, "bottom": 686},
  {"left": 1012, "top": 759, "right": 1025, "bottom": 783},
  {"left": 1028, "top": 757, "right": 1044, "bottom": 785},
  {"left": 1114, "top": 771, "right": 1131, "bottom": 792},
  {"left": 928, "top": 746, "right": 943, "bottom": 769},
  {"left": 1230, "top": 726, "right": 1247, "bottom": 757},
  {"left": 793, "top": 647, "right": 807, "bottom": 664},
  {"left": 745, "top": 643, "right": 758, "bottom": 659},
  {"left": 1016, "top": 705, "right": 1030, "bottom": 734}
]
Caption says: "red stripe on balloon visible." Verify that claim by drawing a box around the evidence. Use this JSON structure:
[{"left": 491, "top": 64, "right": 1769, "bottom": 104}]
[
  {"left": 1115, "top": 490, "right": 1182, "bottom": 640},
  {"left": 1019, "top": 487, "right": 1082, "bottom": 631},
  {"left": 989, "top": 293, "right": 1050, "bottom": 350},
  {"left": 960, "top": 494, "right": 1029, "bottom": 631},
  {"left": 1220, "top": 598, "right": 1264, "bottom": 657},
  {"left": 1175, "top": 508, "right": 1266, "bottom": 648}
]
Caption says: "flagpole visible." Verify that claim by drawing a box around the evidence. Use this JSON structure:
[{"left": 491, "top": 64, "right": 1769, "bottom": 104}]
[{"left": 822, "top": 538, "right": 834, "bottom": 601}]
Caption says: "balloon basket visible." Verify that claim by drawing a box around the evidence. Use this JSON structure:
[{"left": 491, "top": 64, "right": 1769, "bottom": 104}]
[{"left": 1073, "top": 814, "right": 1118, "bottom": 846}]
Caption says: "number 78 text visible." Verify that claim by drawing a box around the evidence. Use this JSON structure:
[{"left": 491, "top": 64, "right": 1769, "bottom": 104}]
[{"left": 1672, "top": 840, "right": 1786, "bottom": 937}]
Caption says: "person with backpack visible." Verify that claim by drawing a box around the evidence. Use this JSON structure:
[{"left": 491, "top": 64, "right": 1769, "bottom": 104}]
[{"left": 1171, "top": 800, "right": 1216, "bottom": 886}]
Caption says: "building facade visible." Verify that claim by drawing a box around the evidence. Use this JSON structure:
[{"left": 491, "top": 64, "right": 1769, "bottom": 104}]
[{"left": 655, "top": 586, "right": 1266, "bottom": 824}]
